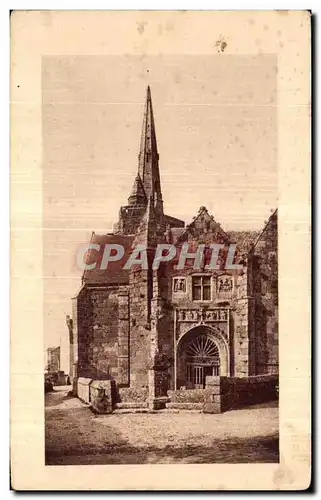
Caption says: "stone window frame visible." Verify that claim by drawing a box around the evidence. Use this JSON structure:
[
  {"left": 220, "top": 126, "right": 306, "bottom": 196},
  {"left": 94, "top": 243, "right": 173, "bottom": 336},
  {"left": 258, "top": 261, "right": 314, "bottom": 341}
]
[
  {"left": 172, "top": 276, "right": 187, "bottom": 294},
  {"left": 191, "top": 273, "right": 213, "bottom": 302}
]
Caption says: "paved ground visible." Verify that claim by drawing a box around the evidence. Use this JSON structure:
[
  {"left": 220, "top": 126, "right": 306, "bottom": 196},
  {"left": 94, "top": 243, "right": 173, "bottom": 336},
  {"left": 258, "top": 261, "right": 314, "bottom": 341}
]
[{"left": 45, "top": 386, "right": 279, "bottom": 465}]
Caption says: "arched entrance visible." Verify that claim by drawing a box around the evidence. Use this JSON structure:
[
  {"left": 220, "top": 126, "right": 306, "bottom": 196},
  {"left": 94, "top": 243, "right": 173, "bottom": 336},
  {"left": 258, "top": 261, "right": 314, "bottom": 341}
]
[
  {"left": 186, "top": 334, "right": 220, "bottom": 388},
  {"left": 176, "top": 325, "right": 229, "bottom": 389}
]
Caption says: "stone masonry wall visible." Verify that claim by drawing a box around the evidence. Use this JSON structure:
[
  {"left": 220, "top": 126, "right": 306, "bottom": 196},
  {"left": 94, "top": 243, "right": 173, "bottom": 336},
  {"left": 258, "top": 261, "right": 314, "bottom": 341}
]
[
  {"left": 117, "top": 289, "right": 130, "bottom": 385},
  {"left": 128, "top": 269, "right": 152, "bottom": 388},
  {"left": 114, "top": 205, "right": 147, "bottom": 235},
  {"left": 74, "top": 286, "right": 130, "bottom": 381},
  {"left": 150, "top": 266, "right": 175, "bottom": 390},
  {"left": 253, "top": 212, "right": 278, "bottom": 374}
]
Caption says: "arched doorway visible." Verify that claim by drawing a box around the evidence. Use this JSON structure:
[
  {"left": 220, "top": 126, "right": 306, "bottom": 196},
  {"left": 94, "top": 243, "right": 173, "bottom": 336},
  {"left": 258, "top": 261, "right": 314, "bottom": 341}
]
[
  {"left": 176, "top": 325, "right": 229, "bottom": 389},
  {"left": 186, "top": 334, "right": 220, "bottom": 388}
]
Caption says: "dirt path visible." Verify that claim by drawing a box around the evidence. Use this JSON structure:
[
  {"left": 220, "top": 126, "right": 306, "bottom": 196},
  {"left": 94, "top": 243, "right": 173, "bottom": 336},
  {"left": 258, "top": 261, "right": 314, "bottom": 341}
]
[{"left": 45, "top": 387, "right": 279, "bottom": 465}]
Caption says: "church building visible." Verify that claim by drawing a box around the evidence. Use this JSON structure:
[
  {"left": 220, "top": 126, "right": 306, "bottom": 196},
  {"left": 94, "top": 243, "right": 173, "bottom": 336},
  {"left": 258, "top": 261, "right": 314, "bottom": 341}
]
[{"left": 69, "top": 87, "right": 278, "bottom": 408}]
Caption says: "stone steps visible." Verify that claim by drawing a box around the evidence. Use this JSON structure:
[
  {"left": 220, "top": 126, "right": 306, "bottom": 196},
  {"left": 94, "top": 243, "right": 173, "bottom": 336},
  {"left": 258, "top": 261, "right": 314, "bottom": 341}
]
[
  {"left": 112, "top": 402, "right": 205, "bottom": 413},
  {"left": 159, "top": 408, "right": 203, "bottom": 414},
  {"left": 165, "top": 402, "right": 204, "bottom": 411},
  {"left": 114, "top": 402, "right": 148, "bottom": 409},
  {"left": 112, "top": 407, "right": 203, "bottom": 414},
  {"left": 113, "top": 408, "right": 151, "bottom": 414}
]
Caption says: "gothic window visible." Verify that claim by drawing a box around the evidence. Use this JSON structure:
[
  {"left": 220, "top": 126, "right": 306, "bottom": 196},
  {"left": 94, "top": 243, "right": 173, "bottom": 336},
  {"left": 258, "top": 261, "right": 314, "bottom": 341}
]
[{"left": 192, "top": 275, "right": 211, "bottom": 301}]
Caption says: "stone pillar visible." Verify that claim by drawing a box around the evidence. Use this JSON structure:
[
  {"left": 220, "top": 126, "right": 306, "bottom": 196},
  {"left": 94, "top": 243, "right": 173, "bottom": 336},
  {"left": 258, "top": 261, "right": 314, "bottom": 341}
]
[
  {"left": 204, "top": 376, "right": 222, "bottom": 413},
  {"left": 148, "top": 279, "right": 169, "bottom": 409},
  {"left": 148, "top": 362, "right": 169, "bottom": 410},
  {"left": 66, "top": 314, "right": 73, "bottom": 378}
]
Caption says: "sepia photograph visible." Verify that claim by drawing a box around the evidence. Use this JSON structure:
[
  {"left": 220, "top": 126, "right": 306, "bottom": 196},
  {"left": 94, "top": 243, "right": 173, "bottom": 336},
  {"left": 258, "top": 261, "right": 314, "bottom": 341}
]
[
  {"left": 43, "top": 55, "right": 279, "bottom": 466},
  {"left": 11, "top": 10, "right": 310, "bottom": 490}
]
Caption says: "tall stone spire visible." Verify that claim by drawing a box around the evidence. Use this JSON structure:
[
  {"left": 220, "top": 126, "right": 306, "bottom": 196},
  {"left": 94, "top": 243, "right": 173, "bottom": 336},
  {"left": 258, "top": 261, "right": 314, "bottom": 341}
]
[{"left": 138, "top": 86, "right": 163, "bottom": 215}]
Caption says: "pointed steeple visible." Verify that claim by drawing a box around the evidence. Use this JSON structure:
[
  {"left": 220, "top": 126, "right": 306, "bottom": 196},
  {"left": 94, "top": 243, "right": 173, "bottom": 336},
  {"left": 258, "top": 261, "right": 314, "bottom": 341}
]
[
  {"left": 138, "top": 86, "right": 163, "bottom": 215},
  {"left": 128, "top": 173, "right": 147, "bottom": 206}
]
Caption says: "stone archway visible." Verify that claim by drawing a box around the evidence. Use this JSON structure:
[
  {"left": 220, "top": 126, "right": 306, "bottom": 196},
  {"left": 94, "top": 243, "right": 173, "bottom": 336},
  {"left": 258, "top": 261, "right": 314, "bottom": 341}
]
[{"left": 175, "top": 325, "right": 229, "bottom": 389}]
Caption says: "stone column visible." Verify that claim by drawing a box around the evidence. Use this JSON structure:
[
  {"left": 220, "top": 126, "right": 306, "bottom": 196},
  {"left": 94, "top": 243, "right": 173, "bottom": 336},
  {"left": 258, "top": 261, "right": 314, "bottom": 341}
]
[
  {"left": 148, "top": 277, "right": 169, "bottom": 409},
  {"left": 148, "top": 357, "right": 169, "bottom": 410}
]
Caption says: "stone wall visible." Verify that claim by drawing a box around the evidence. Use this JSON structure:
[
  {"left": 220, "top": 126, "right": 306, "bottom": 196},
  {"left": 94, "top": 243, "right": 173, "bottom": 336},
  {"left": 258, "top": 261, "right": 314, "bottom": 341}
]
[
  {"left": 117, "top": 290, "right": 130, "bottom": 385},
  {"left": 253, "top": 211, "right": 278, "bottom": 374},
  {"left": 117, "top": 386, "right": 148, "bottom": 403},
  {"left": 73, "top": 286, "right": 129, "bottom": 381},
  {"left": 128, "top": 269, "right": 152, "bottom": 388},
  {"left": 167, "top": 374, "right": 278, "bottom": 413},
  {"left": 219, "top": 374, "right": 278, "bottom": 411},
  {"left": 168, "top": 388, "right": 212, "bottom": 403},
  {"left": 114, "top": 205, "right": 147, "bottom": 235},
  {"left": 150, "top": 267, "right": 175, "bottom": 390},
  {"left": 232, "top": 252, "right": 257, "bottom": 377}
]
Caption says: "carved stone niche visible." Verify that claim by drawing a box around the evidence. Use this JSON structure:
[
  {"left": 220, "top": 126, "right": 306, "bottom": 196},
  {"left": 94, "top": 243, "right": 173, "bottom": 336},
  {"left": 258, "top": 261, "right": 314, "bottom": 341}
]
[
  {"left": 216, "top": 274, "right": 234, "bottom": 296},
  {"left": 173, "top": 277, "right": 187, "bottom": 294}
]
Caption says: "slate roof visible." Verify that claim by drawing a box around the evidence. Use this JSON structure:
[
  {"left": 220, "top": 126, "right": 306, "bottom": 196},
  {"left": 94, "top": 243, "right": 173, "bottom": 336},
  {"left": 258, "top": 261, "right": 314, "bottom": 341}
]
[
  {"left": 226, "top": 230, "right": 260, "bottom": 252},
  {"left": 82, "top": 233, "right": 134, "bottom": 285}
]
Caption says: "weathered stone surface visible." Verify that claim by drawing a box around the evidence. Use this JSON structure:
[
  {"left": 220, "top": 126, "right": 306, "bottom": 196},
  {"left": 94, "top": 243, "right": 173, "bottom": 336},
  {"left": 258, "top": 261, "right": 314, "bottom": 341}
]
[
  {"left": 166, "top": 402, "right": 204, "bottom": 410},
  {"left": 253, "top": 211, "right": 278, "bottom": 374},
  {"left": 77, "top": 377, "right": 92, "bottom": 404},
  {"left": 90, "top": 380, "right": 113, "bottom": 414}
]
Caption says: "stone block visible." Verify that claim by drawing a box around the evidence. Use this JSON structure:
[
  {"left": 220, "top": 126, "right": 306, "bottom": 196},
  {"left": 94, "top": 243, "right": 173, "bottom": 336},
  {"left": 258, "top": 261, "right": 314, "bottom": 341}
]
[
  {"left": 210, "top": 394, "right": 221, "bottom": 403},
  {"left": 203, "top": 402, "right": 222, "bottom": 413},
  {"left": 89, "top": 380, "right": 113, "bottom": 414},
  {"left": 205, "top": 375, "right": 220, "bottom": 387},
  {"left": 207, "top": 385, "right": 221, "bottom": 395},
  {"left": 77, "top": 377, "right": 93, "bottom": 404}
]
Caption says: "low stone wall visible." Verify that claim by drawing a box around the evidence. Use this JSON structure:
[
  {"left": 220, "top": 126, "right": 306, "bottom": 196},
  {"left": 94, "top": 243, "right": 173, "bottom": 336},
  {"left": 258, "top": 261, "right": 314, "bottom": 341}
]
[
  {"left": 167, "top": 389, "right": 210, "bottom": 403},
  {"left": 117, "top": 386, "right": 148, "bottom": 403},
  {"left": 219, "top": 374, "right": 278, "bottom": 411},
  {"left": 167, "top": 375, "right": 278, "bottom": 413}
]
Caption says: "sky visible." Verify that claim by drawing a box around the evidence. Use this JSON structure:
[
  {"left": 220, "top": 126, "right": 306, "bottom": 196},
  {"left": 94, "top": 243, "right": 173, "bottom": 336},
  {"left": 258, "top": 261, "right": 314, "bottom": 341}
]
[{"left": 42, "top": 54, "right": 277, "bottom": 369}]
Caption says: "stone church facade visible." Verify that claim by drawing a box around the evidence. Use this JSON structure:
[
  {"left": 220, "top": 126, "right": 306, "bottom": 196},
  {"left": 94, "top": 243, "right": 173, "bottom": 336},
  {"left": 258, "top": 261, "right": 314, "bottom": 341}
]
[{"left": 69, "top": 87, "right": 278, "bottom": 407}]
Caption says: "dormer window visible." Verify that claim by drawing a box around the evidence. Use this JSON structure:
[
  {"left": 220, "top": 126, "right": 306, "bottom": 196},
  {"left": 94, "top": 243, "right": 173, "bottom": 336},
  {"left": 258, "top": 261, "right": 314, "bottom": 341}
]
[{"left": 192, "top": 275, "right": 211, "bottom": 301}]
